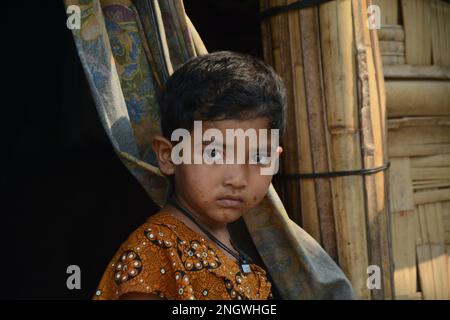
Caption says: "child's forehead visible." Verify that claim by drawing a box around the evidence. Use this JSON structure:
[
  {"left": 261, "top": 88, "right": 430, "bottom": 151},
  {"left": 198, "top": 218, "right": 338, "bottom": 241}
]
[
  {"left": 199, "top": 117, "right": 271, "bottom": 131},
  {"left": 188, "top": 117, "right": 275, "bottom": 149}
]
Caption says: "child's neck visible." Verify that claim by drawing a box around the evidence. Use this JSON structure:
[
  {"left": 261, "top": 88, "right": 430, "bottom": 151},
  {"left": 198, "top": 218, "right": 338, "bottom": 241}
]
[{"left": 168, "top": 204, "right": 230, "bottom": 243}]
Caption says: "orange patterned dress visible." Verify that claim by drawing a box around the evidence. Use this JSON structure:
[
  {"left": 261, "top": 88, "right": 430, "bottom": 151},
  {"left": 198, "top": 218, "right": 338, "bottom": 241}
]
[{"left": 93, "top": 211, "right": 273, "bottom": 300}]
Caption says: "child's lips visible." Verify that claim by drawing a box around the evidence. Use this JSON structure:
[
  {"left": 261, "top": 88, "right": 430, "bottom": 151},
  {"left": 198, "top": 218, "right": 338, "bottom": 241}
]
[{"left": 217, "top": 197, "right": 244, "bottom": 208}]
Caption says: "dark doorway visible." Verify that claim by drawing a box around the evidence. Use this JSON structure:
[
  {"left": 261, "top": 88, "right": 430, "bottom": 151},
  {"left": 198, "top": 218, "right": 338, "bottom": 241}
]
[{"left": 4, "top": 0, "right": 264, "bottom": 299}]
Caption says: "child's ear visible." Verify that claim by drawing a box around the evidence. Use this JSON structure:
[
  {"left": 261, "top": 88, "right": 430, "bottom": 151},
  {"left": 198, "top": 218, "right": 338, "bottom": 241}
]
[
  {"left": 151, "top": 135, "right": 175, "bottom": 176},
  {"left": 277, "top": 146, "right": 283, "bottom": 155}
]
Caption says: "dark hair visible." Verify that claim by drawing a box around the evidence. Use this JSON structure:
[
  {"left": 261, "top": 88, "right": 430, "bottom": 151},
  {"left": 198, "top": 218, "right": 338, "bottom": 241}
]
[{"left": 159, "top": 51, "right": 287, "bottom": 139}]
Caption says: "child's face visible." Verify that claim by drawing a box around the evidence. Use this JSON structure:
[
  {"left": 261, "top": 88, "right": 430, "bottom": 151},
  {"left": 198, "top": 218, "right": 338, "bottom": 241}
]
[{"left": 158, "top": 117, "right": 282, "bottom": 226}]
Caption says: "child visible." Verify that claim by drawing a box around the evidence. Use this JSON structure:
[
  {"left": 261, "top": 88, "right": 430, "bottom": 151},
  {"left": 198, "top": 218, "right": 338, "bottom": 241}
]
[{"left": 93, "top": 51, "right": 286, "bottom": 300}]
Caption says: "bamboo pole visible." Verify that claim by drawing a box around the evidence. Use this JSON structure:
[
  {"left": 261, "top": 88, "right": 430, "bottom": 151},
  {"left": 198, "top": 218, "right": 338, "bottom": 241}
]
[
  {"left": 286, "top": 0, "right": 322, "bottom": 242},
  {"left": 260, "top": 0, "right": 393, "bottom": 299},
  {"left": 320, "top": 0, "right": 370, "bottom": 298},
  {"left": 299, "top": 5, "right": 337, "bottom": 260},
  {"left": 267, "top": 0, "right": 302, "bottom": 224},
  {"left": 354, "top": 0, "right": 393, "bottom": 299},
  {"left": 367, "top": 0, "right": 393, "bottom": 299}
]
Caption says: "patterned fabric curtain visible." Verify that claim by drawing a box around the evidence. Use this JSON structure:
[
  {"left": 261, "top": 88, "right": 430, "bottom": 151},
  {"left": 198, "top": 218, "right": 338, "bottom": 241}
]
[{"left": 64, "top": 0, "right": 355, "bottom": 299}]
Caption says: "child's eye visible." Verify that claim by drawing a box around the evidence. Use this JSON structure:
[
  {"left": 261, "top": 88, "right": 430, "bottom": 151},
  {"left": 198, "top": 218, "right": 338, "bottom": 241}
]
[
  {"left": 204, "top": 147, "right": 223, "bottom": 161},
  {"left": 252, "top": 153, "right": 271, "bottom": 165}
]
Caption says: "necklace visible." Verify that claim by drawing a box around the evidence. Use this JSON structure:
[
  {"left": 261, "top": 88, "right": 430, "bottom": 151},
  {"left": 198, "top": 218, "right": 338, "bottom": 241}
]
[{"left": 168, "top": 197, "right": 253, "bottom": 274}]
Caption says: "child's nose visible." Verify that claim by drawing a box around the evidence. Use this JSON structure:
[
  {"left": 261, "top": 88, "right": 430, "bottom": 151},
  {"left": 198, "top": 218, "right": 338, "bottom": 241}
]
[{"left": 223, "top": 164, "right": 248, "bottom": 189}]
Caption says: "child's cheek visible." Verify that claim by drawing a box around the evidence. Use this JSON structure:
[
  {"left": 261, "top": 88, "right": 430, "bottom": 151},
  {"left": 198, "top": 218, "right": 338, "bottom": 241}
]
[
  {"left": 185, "top": 163, "right": 222, "bottom": 190},
  {"left": 248, "top": 174, "right": 272, "bottom": 208}
]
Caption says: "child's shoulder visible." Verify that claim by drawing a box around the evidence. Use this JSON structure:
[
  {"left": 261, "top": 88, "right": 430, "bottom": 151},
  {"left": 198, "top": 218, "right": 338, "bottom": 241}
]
[
  {"left": 122, "top": 210, "right": 180, "bottom": 249},
  {"left": 93, "top": 210, "right": 190, "bottom": 300},
  {"left": 110, "top": 210, "right": 186, "bottom": 268}
]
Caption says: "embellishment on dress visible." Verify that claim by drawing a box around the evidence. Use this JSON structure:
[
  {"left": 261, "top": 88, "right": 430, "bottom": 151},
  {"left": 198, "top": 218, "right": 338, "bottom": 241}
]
[
  {"left": 177, "top": 239, "right": 222, "bottom": 271},
  {"left": 144, "top": 227, "right": 174, "bottom": 248},
  {"left": 113, "top": 250, "right": 142, "bottom": 284}
]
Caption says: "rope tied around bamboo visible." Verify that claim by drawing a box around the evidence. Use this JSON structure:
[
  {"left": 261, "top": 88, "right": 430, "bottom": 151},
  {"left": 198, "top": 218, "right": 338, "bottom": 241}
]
[{"left": 275, "top": 161, "right": 391, "bottom": 180}]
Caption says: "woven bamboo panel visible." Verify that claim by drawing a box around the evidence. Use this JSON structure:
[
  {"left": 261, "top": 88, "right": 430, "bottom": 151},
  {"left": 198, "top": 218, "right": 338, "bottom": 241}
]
[
  {"left": 374, "top": 0, "right": 450, "bottom": 300},
  {"left": 388, "top": 115, "right": 450, "bottom": 299}
]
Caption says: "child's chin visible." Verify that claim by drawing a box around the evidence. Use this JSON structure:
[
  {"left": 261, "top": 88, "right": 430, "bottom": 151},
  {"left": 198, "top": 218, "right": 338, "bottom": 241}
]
[{"left": 211, "top": 210, "right": 243, "bottom": 224}]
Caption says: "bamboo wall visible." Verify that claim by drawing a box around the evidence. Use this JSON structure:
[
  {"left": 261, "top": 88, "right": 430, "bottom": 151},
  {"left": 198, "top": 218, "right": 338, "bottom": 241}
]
[
  {"left": 260, "top": 0, "right": 393, "bottom": 299},
  {"left": 373, "top": 0, "right": 450, "bottom": 300}
]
